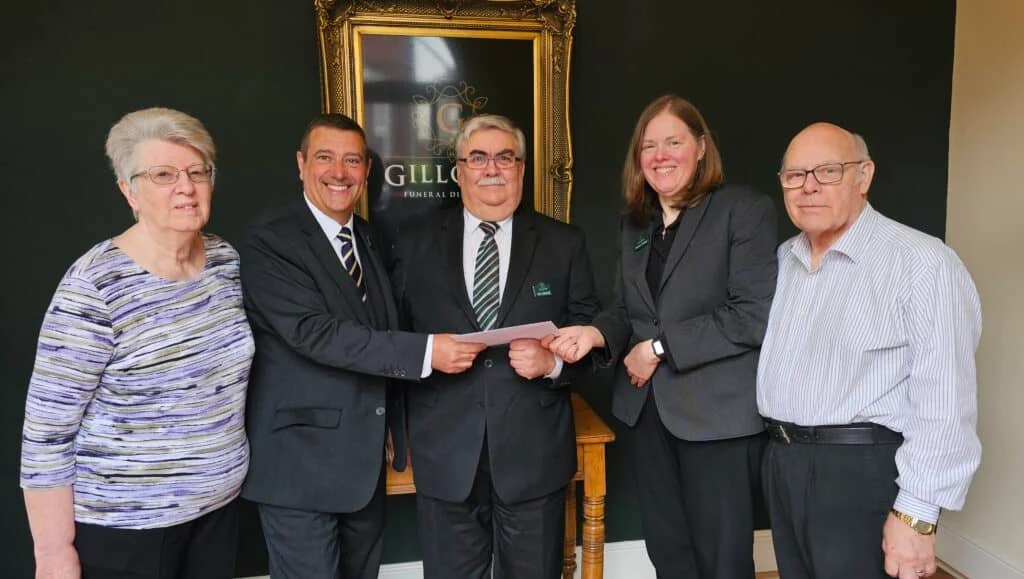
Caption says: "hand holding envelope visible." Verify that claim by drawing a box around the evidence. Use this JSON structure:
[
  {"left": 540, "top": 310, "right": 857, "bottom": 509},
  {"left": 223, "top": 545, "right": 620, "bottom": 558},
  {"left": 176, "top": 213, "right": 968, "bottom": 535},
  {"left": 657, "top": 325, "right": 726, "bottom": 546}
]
[
  {"left": 545, "top": 325, "right": 606, "bottom": 363},
  {"left": 431, "top": 334, "right": 486, "bottom": 374},
  {"left": 454, "top": 321, "right": 561, "bottom": 379}
]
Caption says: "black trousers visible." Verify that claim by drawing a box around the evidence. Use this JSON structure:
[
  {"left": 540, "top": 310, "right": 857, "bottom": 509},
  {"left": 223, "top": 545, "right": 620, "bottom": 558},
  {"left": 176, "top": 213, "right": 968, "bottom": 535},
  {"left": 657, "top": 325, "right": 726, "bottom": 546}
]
[
  {"left": 416, "top": 435, "right": 566, "bottom": 579},
  {"left": 762, "top": 436, "right": 900, "bottom": 578},
  {"left": 74, "top": 500, "right": 239, "bottom": 579},
  {"left": 257, "top": 469, "right": 386, "bottom": 579},
  {"left": 631, "top": 395, "right": 763, "bottom": 579}
]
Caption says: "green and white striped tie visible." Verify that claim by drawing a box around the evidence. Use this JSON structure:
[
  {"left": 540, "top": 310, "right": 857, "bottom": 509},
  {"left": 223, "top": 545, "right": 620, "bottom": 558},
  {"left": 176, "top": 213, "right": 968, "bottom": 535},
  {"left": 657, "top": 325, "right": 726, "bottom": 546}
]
[{"left": 472, "top": 221, "right": 500, "bottom": 330}]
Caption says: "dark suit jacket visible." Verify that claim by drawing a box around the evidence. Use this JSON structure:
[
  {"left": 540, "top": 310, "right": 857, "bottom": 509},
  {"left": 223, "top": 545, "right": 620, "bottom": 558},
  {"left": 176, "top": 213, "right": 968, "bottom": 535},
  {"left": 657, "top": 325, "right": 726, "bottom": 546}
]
[
  {"left": 393, "top": 207, "right": 600, "bottom": 504},
  {"left": 592, "top": 185, "right": 778, "bottom": 441},
  {"left": 240, "top": 201, "right": 428, "bottom": 513}
]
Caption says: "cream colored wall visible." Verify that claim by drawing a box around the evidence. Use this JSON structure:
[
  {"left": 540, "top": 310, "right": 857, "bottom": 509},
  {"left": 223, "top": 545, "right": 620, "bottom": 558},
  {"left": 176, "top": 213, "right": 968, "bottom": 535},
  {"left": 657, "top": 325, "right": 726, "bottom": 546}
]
[{"left": 943, "top": 0, "right": 1024, "bottom": 575}]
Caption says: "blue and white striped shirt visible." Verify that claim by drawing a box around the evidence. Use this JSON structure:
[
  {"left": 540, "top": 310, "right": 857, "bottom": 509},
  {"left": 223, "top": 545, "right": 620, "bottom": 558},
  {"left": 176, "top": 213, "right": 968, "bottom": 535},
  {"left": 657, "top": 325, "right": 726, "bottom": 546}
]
[{"left": 757, "top": 204, "right": 982, "bottom": 523}]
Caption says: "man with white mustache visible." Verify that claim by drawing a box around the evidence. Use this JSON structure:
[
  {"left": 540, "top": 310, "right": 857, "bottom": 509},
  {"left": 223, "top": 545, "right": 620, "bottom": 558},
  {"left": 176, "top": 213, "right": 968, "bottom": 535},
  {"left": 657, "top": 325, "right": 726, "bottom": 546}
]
[
  {"left": 239, "top": 113, "right": 485, "bottom": 579},
  {"left": 758, "top": 122, "right": 982, "bottom": 579},
  {"left": 392, "top": 114, "right": 601, "bottom": 579}
]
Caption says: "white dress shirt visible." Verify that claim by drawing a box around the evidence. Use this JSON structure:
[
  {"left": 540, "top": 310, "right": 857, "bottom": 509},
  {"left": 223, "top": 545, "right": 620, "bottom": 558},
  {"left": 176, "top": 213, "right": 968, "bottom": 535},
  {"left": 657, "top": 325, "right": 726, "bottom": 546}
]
[
  {"left": 757, "top": 204, "right": 982, "bottom": 523},
  {"left": 305, "top": 195, "right": 363, "bottom": 270}
]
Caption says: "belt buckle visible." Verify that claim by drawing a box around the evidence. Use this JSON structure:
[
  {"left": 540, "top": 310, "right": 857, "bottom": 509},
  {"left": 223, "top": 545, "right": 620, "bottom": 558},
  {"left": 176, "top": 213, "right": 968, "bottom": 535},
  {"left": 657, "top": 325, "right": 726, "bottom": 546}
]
[{"left": 776, "top": 423, "right": 792, "bottom": 444}]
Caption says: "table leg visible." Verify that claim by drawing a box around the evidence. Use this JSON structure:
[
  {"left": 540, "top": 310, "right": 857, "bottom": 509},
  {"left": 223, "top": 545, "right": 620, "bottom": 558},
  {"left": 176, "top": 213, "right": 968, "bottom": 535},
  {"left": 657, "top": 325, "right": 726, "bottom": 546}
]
[
  {"left": 581, "top": 445, "right": 607, "bottom": 579},
  {"left": 563, "top": 481, "right": 578, "bottom": 579}
]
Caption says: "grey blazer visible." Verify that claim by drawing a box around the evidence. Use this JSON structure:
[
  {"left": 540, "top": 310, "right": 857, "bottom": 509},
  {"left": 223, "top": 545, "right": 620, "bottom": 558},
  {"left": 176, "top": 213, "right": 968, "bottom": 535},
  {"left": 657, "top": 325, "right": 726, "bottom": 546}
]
[{"left": 592, "top": 185, "right": 778, "bottom": 441}]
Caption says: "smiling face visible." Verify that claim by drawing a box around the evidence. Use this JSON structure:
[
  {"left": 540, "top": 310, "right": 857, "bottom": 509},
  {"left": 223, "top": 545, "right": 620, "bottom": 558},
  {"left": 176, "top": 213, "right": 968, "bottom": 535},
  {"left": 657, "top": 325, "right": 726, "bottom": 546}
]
[
  {"left": 640, "top": 112, "right": 706, "bottom": 204},
  {"left": 118, "top": 139, "right": 212, "bottom": 234},
  {"left": 781, "top": 123, "right": 875, "bottom": 252},
  {"left": 298, "top": 126, "right": 370, "bottom": 224},
  {"left": 456, "top": 127, "right": 525, "bottom": 222}
]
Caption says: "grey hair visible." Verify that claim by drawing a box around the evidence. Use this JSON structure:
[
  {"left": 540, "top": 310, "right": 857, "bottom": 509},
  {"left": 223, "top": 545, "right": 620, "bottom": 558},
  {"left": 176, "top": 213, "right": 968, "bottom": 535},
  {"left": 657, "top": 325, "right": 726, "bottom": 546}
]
[
  {"left": 105, "top": 107, "right": 216, "bottom": 186},
  {"left": 851, "top": 132, "right": 871, "bottom": 160},
  {"left": 455, "top": 114, "right": 527, "bottom": 159}
]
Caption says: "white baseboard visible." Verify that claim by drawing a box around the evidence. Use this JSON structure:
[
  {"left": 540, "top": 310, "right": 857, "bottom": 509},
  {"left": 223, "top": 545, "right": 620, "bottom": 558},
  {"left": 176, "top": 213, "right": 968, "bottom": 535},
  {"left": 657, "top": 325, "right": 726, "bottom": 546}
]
[
  {"left": 937, "top": 526, "right": 1024, "bottom": 579},
  {"left": 240, "top": 531, "right": 778, "bottom": 579}
]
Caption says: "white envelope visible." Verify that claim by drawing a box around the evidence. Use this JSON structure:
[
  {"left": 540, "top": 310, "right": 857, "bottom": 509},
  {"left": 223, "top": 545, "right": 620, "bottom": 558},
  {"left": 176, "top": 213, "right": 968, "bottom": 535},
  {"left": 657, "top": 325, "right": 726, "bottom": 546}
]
[{"left": 454, "top": 320, "right": 559, "bottom": 347}]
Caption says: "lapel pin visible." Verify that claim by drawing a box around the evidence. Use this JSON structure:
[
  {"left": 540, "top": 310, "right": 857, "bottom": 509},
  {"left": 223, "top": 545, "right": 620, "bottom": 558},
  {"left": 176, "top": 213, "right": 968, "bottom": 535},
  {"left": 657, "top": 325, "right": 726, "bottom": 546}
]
[{"left": 633, "top": 234, "right": 650, "bottom": 252}]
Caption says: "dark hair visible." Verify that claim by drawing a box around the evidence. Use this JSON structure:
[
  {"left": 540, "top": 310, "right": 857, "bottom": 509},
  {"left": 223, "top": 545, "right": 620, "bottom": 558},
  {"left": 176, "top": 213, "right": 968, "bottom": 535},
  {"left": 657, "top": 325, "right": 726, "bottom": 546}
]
[
  {"left": 622, "top": 95, "right": 724, "bottom": 225},
  {"left": 299, "top": 113, "right": 367, "bottom": 157}
]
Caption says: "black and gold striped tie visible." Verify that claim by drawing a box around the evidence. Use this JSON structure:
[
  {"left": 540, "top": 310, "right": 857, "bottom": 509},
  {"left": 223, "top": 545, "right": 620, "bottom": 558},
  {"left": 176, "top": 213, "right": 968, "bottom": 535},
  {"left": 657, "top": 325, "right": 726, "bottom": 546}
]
[
  {"left": 337, "top": 226, "right": 367, "bottom": 303},
  {"left": 472, "top": 221, "right": 500, "bottom": 330}
]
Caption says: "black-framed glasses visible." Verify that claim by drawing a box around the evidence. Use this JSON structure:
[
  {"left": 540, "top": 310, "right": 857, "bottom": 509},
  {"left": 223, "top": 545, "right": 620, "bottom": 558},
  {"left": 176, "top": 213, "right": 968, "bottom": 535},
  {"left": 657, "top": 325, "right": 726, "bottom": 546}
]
[
  {"left": 130, "top": 163, "right": 215, "bottom": 185},
  {"left": 457, "top": 152, "right": 521, "bottom": 170},
  {"left": 778, "top": 160, "right": 867, "bottom": 189}
]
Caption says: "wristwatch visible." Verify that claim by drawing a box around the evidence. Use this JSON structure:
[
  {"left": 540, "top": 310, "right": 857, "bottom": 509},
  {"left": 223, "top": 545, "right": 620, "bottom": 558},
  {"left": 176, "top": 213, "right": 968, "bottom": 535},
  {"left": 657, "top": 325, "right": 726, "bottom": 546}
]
[
  {"left": 891, "top": 510, "right": 937, "bottom": 535},
  {"left": 651, "top": 338, "right": 666, "bottom": 360}
]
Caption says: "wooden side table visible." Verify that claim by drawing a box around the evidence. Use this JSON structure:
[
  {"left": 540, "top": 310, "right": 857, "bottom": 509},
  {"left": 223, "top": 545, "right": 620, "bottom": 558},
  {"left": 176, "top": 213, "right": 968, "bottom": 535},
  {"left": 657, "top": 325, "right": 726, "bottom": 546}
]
[{"left": 385, "top": 393, "right": 616, "bottom": 579}]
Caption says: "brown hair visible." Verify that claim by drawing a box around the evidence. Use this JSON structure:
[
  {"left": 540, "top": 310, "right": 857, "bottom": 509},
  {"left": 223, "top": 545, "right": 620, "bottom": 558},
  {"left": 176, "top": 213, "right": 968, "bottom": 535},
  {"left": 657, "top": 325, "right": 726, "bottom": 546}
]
[
  {"left": 622, "top": 95, "right": 724, "bottom": 225},
  {"left": 299, "top": 113, "right": 367, "bottom": 157}
]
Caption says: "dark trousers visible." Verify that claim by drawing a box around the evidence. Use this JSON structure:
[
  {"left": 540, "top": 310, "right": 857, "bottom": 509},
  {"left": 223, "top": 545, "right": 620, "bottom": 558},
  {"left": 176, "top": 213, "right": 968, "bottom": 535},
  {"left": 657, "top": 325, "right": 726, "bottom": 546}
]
[
  {"left": 257, "top": 470, "right": 386, "bottom": 579},
  {"left": 762, "top": 436, "right": 900, "bottom": 578},
  {"left": 631, "top": 395, "right": 763, "bottom": 579},
  {"left": 74, "top": 500, "right": 239, "bottom": 579},
  {"left": 416, "top": 437, "right": 566, "bottom": 579}
]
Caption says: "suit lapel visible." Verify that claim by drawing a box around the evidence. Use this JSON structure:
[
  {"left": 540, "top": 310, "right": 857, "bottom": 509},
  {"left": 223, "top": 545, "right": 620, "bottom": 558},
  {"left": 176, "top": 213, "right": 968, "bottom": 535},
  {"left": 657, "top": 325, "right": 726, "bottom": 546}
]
[
  {"left": 496, "top": 210, "right": 538, "bottom": 328},
  {"left": 352, "top": 217, "right": 386, "bottom": 329},
  {"left": 440, "top": 209, "right": 479, "bottom": 329},
  {"left": 295, "top": 203, "right": 371, "bottom": 326},
  {"left": 658, "top": 195, "right": 712, "bottom": 295},
  {"left": 628, "top": 221, "right": 658, "bottom": 312}
]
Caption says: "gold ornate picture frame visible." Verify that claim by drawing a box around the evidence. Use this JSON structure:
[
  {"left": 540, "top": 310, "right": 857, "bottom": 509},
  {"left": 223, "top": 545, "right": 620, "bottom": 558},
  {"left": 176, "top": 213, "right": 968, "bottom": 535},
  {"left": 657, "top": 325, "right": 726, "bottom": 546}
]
[{"left": 314, "top": 0, "right": 577, "bottom": 224}]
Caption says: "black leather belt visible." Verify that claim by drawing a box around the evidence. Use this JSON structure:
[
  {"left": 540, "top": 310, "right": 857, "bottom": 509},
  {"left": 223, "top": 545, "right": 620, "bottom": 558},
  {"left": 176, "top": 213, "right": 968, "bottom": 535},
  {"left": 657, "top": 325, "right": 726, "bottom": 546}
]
[{"left": 764, "top": 419, "right": 903, "bottom": 445}]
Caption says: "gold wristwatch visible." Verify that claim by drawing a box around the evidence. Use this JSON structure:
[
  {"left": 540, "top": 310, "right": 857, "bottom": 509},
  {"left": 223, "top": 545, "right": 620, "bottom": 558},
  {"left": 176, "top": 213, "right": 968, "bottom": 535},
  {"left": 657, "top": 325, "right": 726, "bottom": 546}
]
[{"left": 891, "top": 510, "right": 937, "bottom": 535}]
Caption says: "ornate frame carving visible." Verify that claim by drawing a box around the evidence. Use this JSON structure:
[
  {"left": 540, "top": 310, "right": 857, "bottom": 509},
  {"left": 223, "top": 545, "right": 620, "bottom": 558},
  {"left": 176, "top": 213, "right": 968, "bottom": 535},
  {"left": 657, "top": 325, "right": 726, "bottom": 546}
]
[{"left": 314, "top": 0, "right": 577, "bottom": 222}]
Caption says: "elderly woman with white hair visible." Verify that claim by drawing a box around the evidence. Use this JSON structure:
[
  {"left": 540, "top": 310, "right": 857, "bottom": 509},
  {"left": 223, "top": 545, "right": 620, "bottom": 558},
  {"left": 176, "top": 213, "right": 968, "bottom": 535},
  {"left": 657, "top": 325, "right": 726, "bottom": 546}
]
[{"left": 20, "top": 107, "right": 253, "bottom": 579}]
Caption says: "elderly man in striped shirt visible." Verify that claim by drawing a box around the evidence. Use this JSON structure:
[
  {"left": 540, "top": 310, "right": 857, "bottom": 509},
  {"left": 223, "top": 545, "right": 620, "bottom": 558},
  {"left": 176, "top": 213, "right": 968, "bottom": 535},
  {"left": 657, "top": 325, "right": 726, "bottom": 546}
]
[{"left": 757, "top": 122, "right": 982, "bottom": 579}]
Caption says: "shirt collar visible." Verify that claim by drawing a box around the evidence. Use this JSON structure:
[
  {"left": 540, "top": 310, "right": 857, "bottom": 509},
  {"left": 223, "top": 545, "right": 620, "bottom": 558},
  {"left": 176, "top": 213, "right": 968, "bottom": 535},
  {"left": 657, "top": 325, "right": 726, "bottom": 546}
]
[
  {"left": 304, "top": 193, "right": 354, "bottom": 240},
  {"left": 789, "top": 203, "right": 878, "bottom": 269},
  {"left": 463, "top": 208, "right": 513, "bottom": 235}
]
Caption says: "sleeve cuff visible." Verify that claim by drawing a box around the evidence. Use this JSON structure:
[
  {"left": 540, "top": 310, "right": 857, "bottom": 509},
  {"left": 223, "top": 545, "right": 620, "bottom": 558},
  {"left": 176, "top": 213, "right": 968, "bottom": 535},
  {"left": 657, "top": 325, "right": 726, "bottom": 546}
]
[
  {"left": 421, "top": 335, "right": 434, "bottom": 378},
  {"left": 893, "top": 490, "right": 941, "bottom": 524},
  {"left": 544, "top": 355, "right": 564, "bottom": 380}
]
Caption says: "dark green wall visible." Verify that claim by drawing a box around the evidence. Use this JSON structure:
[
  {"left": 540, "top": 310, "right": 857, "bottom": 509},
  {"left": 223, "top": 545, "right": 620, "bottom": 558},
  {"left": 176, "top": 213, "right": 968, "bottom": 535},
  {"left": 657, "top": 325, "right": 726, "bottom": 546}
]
[{"left": 0, "top": 1, "right": 954, "bottom": 576}]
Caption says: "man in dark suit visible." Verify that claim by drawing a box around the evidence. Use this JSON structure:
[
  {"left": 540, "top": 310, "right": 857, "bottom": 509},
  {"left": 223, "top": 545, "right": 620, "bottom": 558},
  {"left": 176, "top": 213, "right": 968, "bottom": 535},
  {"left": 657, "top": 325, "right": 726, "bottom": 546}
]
[
  {"left": 240, "top": 113, "right": 485, "bottom": 579},
  {"left": 392, "top": 114, "right": 601, "bottom": 579}
]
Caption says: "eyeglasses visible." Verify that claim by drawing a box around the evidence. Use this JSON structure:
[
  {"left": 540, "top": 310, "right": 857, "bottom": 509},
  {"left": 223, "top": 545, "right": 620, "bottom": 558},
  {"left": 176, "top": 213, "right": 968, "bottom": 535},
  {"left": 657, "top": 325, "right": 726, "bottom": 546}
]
[
  {"left": 130, "top": 163, "right": 215, "bottom": 185},
  {"left": 457, "top": 152, "right": 521, "bottom": 170},
  {"left": 778, "top": 160, "right": 866, "bottom": 189}
]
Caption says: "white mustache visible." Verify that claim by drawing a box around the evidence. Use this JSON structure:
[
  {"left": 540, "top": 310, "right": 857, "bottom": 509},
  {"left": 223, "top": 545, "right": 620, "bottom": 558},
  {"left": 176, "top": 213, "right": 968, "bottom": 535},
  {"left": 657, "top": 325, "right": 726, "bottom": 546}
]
[{"left": 477, "top": 176, "right": 507, "bottom": 186}]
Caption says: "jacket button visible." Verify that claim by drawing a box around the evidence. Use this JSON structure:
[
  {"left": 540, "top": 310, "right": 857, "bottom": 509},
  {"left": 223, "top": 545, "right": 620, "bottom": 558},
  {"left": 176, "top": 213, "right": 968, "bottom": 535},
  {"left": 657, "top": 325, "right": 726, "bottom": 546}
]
[
  {"left": 375, "top": 407, "right": 385, "bottom": 416},
  {"left": 477, "top": 401, "right": 485, "bottom": 409},
  {"left": 484, "top": 359, "right": 494, "bottom": 368},
  {"left": 653, "top": 317, "right": 659, "bottom": 326}
]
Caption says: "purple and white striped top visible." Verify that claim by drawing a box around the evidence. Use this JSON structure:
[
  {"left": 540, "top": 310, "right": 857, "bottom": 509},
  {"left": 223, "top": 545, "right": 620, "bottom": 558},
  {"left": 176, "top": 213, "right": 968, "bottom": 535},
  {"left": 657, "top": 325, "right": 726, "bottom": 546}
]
[{"left": 20, "top": 234, "right": 254, "bottom": 529}]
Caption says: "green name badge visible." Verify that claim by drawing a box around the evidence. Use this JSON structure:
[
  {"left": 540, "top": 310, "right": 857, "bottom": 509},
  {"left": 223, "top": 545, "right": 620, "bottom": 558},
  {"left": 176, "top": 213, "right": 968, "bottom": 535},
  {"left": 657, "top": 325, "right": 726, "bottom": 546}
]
[
  {"left": 633, "top": 234, "right": 650, "bottom": 252},
  {"left": 532, "top": 282, "right": 553, "bottom": 297}
]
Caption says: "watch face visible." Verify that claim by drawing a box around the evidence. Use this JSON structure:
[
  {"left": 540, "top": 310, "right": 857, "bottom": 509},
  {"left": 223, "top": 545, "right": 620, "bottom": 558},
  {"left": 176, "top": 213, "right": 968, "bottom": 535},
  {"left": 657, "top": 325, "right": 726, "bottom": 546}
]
[{"left": 913, "top": 521, "right": 936, "bottom": 534}]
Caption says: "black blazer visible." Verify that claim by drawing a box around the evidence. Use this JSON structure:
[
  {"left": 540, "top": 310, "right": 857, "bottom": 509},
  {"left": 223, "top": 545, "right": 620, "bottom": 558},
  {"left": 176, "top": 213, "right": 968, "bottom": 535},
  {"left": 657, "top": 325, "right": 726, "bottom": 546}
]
[
  {"left": 592, "top": 185, "right": 778, "bottom": 441},
  {"left": 240, "top": 201, "right": 428, "bottom": 513},
  {"left": 393, "top": 207, "right": 601, "bottom": 503}
]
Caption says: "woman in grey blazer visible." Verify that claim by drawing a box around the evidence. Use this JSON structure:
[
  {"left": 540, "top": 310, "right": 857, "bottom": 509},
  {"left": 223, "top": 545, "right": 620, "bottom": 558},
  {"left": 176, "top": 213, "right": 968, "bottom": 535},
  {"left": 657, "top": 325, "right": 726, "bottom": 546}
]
[{"left": 548, "top": 95, "right": 778, "bottom": 578}]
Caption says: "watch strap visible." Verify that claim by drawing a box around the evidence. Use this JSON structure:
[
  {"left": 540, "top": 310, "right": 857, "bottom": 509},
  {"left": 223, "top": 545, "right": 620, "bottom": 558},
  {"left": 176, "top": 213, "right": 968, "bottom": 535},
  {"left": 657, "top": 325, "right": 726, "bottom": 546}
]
[{"left": 891, "top": 509, "right": 937, "bottom": 535}]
